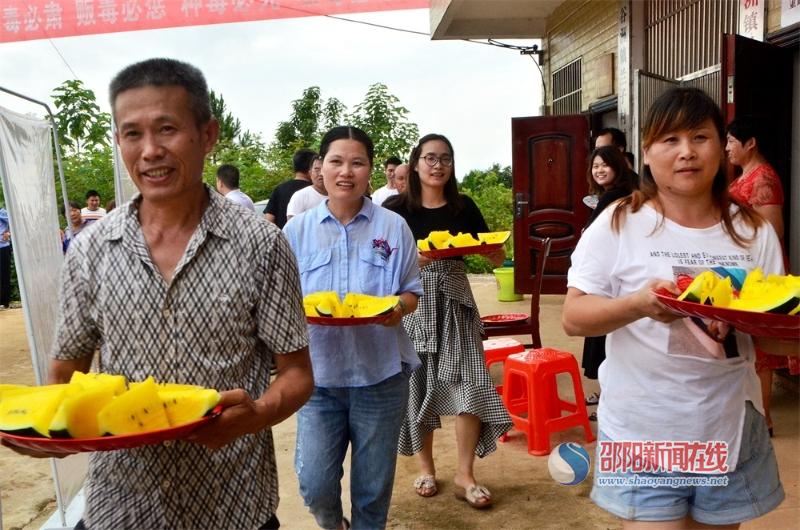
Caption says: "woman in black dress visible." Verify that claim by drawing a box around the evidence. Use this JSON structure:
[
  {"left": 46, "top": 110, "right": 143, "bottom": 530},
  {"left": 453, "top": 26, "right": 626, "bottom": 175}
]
[
  {"left": 384, "top": 134, "right": 512, "bottom": 509},
  {"left": 581, "top": 146, "right": 637, "bottom": 412}
]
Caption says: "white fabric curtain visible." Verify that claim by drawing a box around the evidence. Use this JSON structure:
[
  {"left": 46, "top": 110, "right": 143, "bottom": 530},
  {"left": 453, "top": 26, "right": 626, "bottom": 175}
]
[{"left": 0, "top": 104, "right": 87, "bottom": 521}]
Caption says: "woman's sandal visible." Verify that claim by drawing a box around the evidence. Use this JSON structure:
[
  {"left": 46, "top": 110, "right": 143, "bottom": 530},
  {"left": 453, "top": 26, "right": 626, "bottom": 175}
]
[
  {"left": 413, "top": 474, "right": 437, "bottom": 497},
  {"left": 454, "top": 484, "right": 492, "bottom": 509},
  {"left": 585, "top": 391, "right": 600, "bottom": 406}
]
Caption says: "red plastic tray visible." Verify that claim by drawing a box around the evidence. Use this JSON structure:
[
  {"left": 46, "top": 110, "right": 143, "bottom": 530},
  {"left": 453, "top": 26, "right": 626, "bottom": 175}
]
[
  {"left": 306, "top": 314, "right": 391, "bottom": 326},
  {"left": 420, "top": 243, "right": 503, "bottom": 259},
  {"left": 481, "top": 313, "right": 529, "bottom": 325},
  {"left": 654, "top": 288, "right": 800, "bottom": 340},
  {"left": 0, "top": 405, "right": 223, "bottom": 454}
]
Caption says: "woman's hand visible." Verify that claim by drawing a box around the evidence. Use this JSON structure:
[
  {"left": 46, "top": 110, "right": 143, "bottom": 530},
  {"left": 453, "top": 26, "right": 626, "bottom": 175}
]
[
  {"left": 381, "top": 304, "right": 405, "bottom": 327},
  {"left": 418, "top": 251, "right": 434, "bottom": 269},
  {"left": 563, "top": 280, "right": 683, "bottom": 337},
  {"left": 629, "top": 280, "right": 684, "bottom": 323},
  {"left": 381, "top": 293, "right": 418, "bottom": 327},
  {"left": 486, "top": 248, "right": 506, "bottom": 269}
]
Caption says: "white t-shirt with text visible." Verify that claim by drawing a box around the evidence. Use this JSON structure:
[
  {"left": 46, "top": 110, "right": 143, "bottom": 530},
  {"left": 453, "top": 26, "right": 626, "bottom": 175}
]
[{"left": 568, "top": 204, "right": 783, "bottom": 471}]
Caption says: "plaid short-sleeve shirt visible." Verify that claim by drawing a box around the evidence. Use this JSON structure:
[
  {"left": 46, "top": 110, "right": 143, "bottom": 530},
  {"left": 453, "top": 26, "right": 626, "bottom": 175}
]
[{"left": 53, "top": 187, "right": 308, "bottom": 529}]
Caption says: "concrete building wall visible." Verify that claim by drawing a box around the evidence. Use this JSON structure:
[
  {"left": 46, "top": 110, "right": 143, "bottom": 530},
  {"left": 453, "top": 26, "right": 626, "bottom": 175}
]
[
  {"left": 544, "top": 0, "right": 620, "bottom": 112},
  {"left": 767, "top": 0, "right": 782, "bottom": 34}
]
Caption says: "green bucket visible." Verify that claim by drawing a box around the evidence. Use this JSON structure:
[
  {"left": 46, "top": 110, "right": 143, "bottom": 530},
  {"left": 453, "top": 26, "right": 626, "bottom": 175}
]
[{"left": 493, "top": 267, "right": 523, "bottom": 302}]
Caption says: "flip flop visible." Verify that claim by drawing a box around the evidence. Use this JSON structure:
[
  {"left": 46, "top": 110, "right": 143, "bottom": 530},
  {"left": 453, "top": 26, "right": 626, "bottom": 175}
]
[
  {"left": 454, "top": 484, "right": 492, "bottom": 509},
  {"left": 413, "top": 474, "right": 437, "bottom": 497}
]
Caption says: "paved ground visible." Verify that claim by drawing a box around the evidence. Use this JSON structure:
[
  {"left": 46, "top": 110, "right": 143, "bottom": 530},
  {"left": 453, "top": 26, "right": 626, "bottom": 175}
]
[{"left": 1, "top": 276, "right": 797, "bottom": 529}]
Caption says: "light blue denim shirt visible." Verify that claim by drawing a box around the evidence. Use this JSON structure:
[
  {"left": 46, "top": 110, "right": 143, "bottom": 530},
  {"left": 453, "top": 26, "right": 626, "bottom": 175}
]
[{"left": 283, "top": 198, "right": 422, "bottom": 387}]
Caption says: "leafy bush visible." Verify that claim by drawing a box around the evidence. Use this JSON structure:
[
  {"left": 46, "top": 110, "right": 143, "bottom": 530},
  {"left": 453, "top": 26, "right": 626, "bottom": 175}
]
[{"left": 459, "top": 164, "right": 513, "bottom": 274}]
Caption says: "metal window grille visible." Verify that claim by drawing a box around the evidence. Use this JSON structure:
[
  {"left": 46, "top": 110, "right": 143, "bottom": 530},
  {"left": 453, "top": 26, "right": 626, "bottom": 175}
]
[
  {"left": 552, "top": 58, "right": 582, "bottom": 115},
  {"left": 645, "top": 0, "right": 738, "bottom": 79}
]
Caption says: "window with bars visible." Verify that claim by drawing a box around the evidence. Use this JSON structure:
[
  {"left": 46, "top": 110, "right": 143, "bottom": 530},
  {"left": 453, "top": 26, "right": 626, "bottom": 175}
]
[{"left": 552, "top": 58, "right": 582, "bottom": 115}]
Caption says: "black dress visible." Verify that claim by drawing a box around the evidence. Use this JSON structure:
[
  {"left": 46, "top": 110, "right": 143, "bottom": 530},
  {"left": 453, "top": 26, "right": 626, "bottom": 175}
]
[{"left": 385, "top": 195, "right": 513, "bottom": 457}]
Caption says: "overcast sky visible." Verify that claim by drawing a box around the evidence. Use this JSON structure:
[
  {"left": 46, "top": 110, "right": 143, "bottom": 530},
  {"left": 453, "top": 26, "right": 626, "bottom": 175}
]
[{"left": 0, "top": 8, "right": 542, "bottom": 181}]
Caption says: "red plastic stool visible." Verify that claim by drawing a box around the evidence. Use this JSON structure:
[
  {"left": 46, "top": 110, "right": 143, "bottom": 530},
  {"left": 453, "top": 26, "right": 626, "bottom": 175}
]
[
  {"left": 482, "top": 337, "right": 525, "bottom": 373},
  {"left": 502, "top": 348, "right": 595, "bottom": 455}
]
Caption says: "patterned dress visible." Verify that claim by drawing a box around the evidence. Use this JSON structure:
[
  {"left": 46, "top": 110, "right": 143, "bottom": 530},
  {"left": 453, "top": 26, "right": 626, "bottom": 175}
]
[
  {"left": 384, "top": 196, "right": 512, "bottom": 458},
  {"left": 729, "top": 163, "right": 798, "bottom": 375}
]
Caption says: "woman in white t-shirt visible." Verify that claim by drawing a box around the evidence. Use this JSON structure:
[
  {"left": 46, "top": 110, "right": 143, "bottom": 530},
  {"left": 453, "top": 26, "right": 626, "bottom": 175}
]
[{"left": 563, "top": 87, "right": 796, "bottom": 528}]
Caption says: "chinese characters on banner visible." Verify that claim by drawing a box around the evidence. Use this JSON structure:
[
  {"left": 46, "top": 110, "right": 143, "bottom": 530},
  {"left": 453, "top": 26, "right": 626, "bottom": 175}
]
[
  {"left": 0, "top": 0, "right": 429, "bottom": 43},
  {"left": 738, "top": 0, "right": 765, "bottom": 41}
]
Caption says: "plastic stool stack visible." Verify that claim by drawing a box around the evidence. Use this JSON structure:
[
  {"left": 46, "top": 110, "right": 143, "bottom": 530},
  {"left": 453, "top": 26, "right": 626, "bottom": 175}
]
[
  {"left": 502, "top": 348, "right": 595, "bottom": 455},
  {"left": 481, "top": 337, "right": 525, "bottom": 376}
]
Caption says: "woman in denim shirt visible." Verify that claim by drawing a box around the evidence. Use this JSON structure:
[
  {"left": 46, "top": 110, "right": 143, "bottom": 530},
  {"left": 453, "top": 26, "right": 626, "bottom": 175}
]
[{"left": 283, "top": 126, "right": 422, "bottom": 530}]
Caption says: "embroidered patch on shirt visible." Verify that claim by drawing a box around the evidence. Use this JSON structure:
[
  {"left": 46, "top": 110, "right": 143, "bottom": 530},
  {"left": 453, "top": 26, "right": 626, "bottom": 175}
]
[{"left": 372, "top": 238, "right": 395, "bottom": 262}]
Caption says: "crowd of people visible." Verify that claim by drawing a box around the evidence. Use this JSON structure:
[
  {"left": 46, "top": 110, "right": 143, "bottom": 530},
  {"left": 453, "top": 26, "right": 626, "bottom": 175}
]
[{"left": 0, "top": 57, "right": 797, "bottom": 530}]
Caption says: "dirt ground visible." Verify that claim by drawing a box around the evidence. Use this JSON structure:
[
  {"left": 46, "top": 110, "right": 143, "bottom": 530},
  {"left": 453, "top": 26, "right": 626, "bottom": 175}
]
[{"left": 1, "top": 277, "right": 798, "bottom": 529}]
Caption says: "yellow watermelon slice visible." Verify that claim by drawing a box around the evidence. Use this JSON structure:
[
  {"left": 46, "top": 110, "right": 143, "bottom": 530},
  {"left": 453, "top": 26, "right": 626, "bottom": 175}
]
[
  {"left": 97, "top": 377, "right": 170, "bottom": 436},
  {"left": 159, "top": 388, "right": 221, "bottom": 427},
  {"left": 447, "top": 232, "right": 481, "bottom": 248},
  {"left": 0, "top": 384, "right": 70, "bottom": 437},
  {"left": 477, "top": 231, "right": 511, "bottom": 245},
  {"left": 677, "top": 271, "right": 717, "bottom": 304}
]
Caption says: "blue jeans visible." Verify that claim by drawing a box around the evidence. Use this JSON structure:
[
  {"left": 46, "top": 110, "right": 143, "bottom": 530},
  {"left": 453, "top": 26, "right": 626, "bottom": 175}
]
[{"left": 295, "top": 371, "right": 410, "bottom": 530}]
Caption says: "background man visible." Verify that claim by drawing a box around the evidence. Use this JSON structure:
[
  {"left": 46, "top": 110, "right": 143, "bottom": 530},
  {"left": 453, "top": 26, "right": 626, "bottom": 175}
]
[
  {"left": 264, "top": 148, "right": 316, "bottom": 228},
  {"left": 61, "top": 200, "right": 86, "bottom": 253},
  {"left": 3, "top": 58, "right": 314, "bottom": 530},
  {"left": 80, "top": 190, "right": 106, "bottom": 223},
  {"left": 593, "top": 127, "right": 627, "bottom": 152},
  {"left": 594, "top": 127, "right": 635, "bottom": 170},
  {"left": 286, "top": 156, "right": 325, "bottom": 221},
  {"left": 371, "top": 156, "right": 401, "bottom": 206},
  {"left": 393, "top": 163, "right": 409, "bottom": 194},
  {"left": 216, "top": 164, "right": 255, "bottom": 212}
]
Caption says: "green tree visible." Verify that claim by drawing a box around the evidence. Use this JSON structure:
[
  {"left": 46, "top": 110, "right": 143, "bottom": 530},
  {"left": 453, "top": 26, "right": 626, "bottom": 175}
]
[
  {"left": 51, "top": 80, "right": 111, "bottom": 156},
  {"left": 49, "top": 80, "right": 115, "bottom": 211},
  {"left": 461, "top": 163, "right": 512, "bottom": 191},
  {"left": 267, "top": 86, "right": 347, "bottom": 177},
  {"left": 347, "top": 83, "right": 418, "bottom": 189},
  {"left": 460, "top": 167, "right": 514, "bottom": 273},
  {"left": 209, "top": 89, "right": 242, "bottom": 146},
  {"left": 204, "top": 90, "right": 271, "bottom": 200}
]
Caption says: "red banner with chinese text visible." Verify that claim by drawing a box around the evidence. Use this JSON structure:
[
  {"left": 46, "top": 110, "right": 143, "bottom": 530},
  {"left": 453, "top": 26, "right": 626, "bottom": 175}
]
[{"left": 0, "top": 0, "right": 429, "bottom": 43}]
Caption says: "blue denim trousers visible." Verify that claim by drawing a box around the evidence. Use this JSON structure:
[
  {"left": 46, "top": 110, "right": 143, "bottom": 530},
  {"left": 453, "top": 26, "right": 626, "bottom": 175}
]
[{"left": 295, "top": 370, "right": 410, "bottom": 530}]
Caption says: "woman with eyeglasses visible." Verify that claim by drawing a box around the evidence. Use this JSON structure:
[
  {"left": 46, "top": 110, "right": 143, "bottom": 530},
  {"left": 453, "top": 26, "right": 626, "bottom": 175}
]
[{"left": 383, "top": 134, "right": 512, "bottom": 510}]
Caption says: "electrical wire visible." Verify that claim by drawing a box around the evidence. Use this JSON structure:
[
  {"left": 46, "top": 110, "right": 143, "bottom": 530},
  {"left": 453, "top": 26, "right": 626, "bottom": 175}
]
[{"left": 47, "top": 38, "right": 79, "bottom": 79}]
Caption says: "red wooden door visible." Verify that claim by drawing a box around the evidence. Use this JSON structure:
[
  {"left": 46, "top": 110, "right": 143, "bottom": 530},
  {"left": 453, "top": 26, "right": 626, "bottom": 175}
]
[
  {"left": 512, "top": 115, "right": 590, "bottom": 294},
  {"left": 721, "top": 33, "right": 794, "bottom": 255}
]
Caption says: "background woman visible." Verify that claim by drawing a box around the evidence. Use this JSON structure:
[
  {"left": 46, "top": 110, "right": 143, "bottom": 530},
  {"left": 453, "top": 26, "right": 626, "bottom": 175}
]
[
  {"left": 725, "top": 115, "right": 797, "bottom": 435},
  {"left": 581, "top": 146, "right": 637, "bottom": 416},
  {"left": 283, "top": 126, "right": 422, "bottom": 530},
  {"left": 384, "top": 133, "right": 512, "bottom": 510},
  {"left": 564, "top": 87, "right": 790, "bottom": 527}
]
